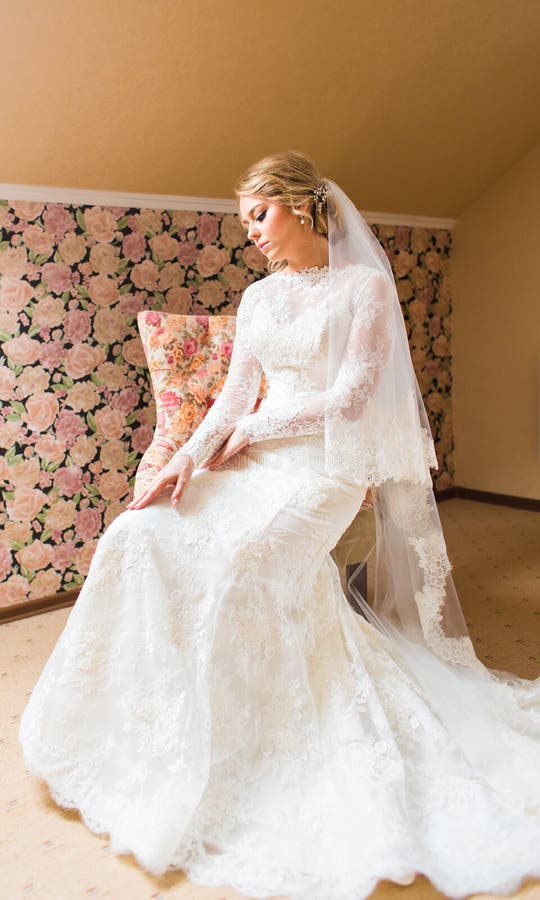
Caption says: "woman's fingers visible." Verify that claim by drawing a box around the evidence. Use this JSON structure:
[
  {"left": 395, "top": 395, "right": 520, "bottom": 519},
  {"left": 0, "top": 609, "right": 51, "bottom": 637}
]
[
  {"left": 170, "top": 473, "right": 189, "bottom": 506},
  {"left": 127, "top": 475, "right": 171, "bottom": 510}
]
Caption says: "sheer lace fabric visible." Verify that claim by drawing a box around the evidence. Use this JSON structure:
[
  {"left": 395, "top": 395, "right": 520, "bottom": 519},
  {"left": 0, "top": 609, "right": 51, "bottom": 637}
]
[{"left": 19, "top": 264, "right": 540, "bottom": 900}]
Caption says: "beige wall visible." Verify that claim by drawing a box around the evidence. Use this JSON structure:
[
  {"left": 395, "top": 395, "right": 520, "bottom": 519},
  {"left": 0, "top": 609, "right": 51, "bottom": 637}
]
[{"left": 452, "top": 142, "right": 540, "bottom": 499}]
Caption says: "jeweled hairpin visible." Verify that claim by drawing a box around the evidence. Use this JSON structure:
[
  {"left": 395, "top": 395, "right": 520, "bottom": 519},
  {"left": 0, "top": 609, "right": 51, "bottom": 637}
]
[{"left": 313, "top": 181, "right": 328, "bottom": 215}]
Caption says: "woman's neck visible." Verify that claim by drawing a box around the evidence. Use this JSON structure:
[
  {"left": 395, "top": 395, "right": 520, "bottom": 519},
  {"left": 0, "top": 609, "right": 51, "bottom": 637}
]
[{"left": 284, "top": 234, "right": 329, "bottom": 273}]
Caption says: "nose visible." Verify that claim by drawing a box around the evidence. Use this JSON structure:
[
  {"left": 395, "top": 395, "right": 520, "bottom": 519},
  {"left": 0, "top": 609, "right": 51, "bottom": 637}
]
[{"left": 247, "top": 222, "right": 260, "bottom": 243}]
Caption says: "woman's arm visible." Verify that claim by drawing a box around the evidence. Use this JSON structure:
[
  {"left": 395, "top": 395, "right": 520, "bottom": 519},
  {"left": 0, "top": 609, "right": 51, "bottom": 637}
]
[
  {"left": 236, "top": 272, "right": 393, "bottom": 444},
  {"left": 174, "top": 289, "right": 263, "bottom": 469}
]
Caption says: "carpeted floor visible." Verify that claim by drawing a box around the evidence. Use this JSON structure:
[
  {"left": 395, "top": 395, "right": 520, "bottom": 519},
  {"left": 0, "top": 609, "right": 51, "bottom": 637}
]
[{"left": 1, "top": 498, "right": 539, "bottom": 900}]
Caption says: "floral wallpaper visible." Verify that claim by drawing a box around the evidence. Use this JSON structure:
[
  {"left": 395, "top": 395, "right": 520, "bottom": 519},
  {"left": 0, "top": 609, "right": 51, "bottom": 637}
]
[{"left": 0, "top": 198, "right": 453, "bottom": 612}]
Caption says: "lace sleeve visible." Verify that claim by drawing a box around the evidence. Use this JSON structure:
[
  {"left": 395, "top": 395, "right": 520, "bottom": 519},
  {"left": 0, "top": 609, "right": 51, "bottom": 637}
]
[
  {"left": 175, "top": 288, "right": 263, "bottom": 469},
  {"left": 236, "top": 272, "right": 392, "bottom": 444}
]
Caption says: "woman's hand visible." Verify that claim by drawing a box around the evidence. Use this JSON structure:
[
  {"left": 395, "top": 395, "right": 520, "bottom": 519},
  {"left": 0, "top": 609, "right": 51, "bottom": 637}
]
[
  {"left": 200, "top": 427, "right": 250, "bottom": 470},
  {"left": 126, "top": 453, "right": 194, "bottom": 511}
]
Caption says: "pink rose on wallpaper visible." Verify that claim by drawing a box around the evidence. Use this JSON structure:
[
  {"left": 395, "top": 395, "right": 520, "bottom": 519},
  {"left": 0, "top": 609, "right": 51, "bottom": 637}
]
[
  {"left": 100, "top": 439, "right": 128, "bottom": 470},
  {"left": 0, "top": 246, "right": 28, "bottom": 278},
  {"left": 183, "top": 339, "right": 198, "bottom": 357},
  {"left": 69, "top": 435, "right": 97, "bottom": 467},
  {"left": 76, "top": 540, "right": 98, "bottom": 576},
  {"left": 0, "top": 309, "right": 20, "bottom": 334},
  {"left": 99, "top": 470, "right": 130, "bottom": 501},
  {"left": 84, "top": 207, "right": 117, "bottom": 243},
  {"left": 111, "top": 386, "right": 139, "bottom": 414},
  {"left": 137, "top": 209, "right": 162, "bottom": 232},
  {"left": 158, "top": 262, "right": 184, "bottom": 291},
  {"left": 0, "top": 277, "right": 33, "bottom": 313},
  {"left": 242, "top": 245, "right": 266, "bottom": 272},
  {"left": 28, "top": 569, "right": 62, "bottom": 600},
  {"left": 6, "top": 487, "right": 47, "bottom": 522},
  {"left": 64, "top": 309, "right": 91, "bottom": 343},
  {"left": 393, "top": 251, "right": 416, "bottom": 278},
  {"left": 176, "top": 241, "right": 198, "bottom": 267},
  {"left": 150, "top": 232, "right": 179, "bottom": 261},
  {"left": 131, "top": 259, "right": 159, "bottom": 290},
  {"left": 395, "top": 226, "right": 411, "bottom": 251},
  {"left": 44, "top": 499, "right": 77, "bottom": 531},
  {"left": 24, "top": 392, "right": 59, "bottom": 431},
  {"left": 172, "top": 210, "right": 198, "bottom": 229},
  {"left": 131, "top": 423, "right": 154, "bottom": 453},
  {"left": 43, "top": 204, "right": 76, "bottom": 239},
  {"left": 123, "top": 336, "right": 147, "bottom": 367},
  {"left": 197, "top": 213, "right": 219, "bottom": 245},
  {"left": 35, "top": 434, "right": 67, "bottom": 464},
  {"left": 198, "top": 281, "right": 225, "bottom": 309},
  {"left": 39, "top": 340, "right": 65, "bottom": 370},
  {"left": 10, "top": 201, "right": 44, "bottom": 221},
  {"left": 41, "top": 262, "right": 73, "bottom": 295},
  {"left": 196, "top": 246, "right": 227, "bottom": 278},
  {"left": 425, "top": 359, "right": 441, "bottom": 379},
  {"left": 426, "top": 391, "right": 445, "bottom": 414},
  {"left": 0, "top": 366, "right": 16, "bottom": 399},
  {"left": 220, "top": 215, "right": 247, "bottom": 249},
  {"left": 0, "top": 545, "right": 12, "bottom": 581},
  {"left": 89, "top": 242, "right": 118, "bottom": 275},
  {"left": 75, "top": 506, "right": 102, "bottom": 541},
  {"left": 17, "top": 540, "right": 53, "bottom": 572},
  {"left": 96, "top": 361, "right": 128, "bottom": 390},
  {"left": 119, "top": 292, "right": 146, "bottom": 318},
  {"left": 164, "top": 287, "right": 191, "bottom": 314},
  {"left": 17, "top": 366, "right": 49, "bottom": 398},
  {"left": 94, "top": 307, "right": 125, "bottom": 344},
  {"left": 104, "top": 499, "right": 127, "bottom": 528},
  {"left": 3, "top": 334, "right": 42, "bottom": 365},
  {"left": 0, "top": 420, "right": 23, "bottom": 450},
  {"left": 88, "top": 274, "right": 120, "bottom": 307},
  {"left": 419, "top": 285, "right": 435, "bottom": 304},
  {"left": 424, "top": 250, "right": 443, "bottom": 273},
  {"left": 58, "top": 232, "right": 87, "bottom": 265},
  {"left": 428, "top": 315, "right": 442, "bottom": 338},
  {"left": 410, "top": 266, "right": 429, "bottom": 289},
  {"left": 7, "top": 458, "right": 41, "bottom": 489},
  {"left": 222, "top": 263, "right": 248, "bottom": 290},
  {"left": 65, "top": 382, "right": 99, "bottom": 412},
  {"left": 0, "top": 575, "right": 28, "bottom": 607},
  {"left": 94, "top": 407, "right": 126, "bottom": 441},
  {"left": 55, "top": 409, "right": 86, "bottom": 445},
  {"left": 64, "top": 344, "right": 105, "bottom": 379},
  {"left": 53, "top": 465, "right": 84, "bottom": 497},
  {"left": 51, "top": 539, "right": 76, "bottom": 571},
  {"left": 220, "top": 340, "right": 233, "bottom": 358},
  {"left": 33, "top": 295, "right": 65, "bottom": 327},
  {"left": 22, "top": 224, "right": 55, "bottom": 256},
  {"left": 122, "top": 231, "right": 146, "bottom": 262},
  {"left": 432, "top": 335, "right": 449, "bottom": 358}
]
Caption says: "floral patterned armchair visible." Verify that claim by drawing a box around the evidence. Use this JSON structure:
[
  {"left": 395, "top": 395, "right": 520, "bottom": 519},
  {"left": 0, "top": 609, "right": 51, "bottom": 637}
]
[{"left": 134, "top": 310, "right": 266, "bottom": 499}]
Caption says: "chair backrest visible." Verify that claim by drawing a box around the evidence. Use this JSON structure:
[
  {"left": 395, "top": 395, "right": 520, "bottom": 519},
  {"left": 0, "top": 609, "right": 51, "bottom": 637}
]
[{"left": 134, "top": 310, "right": 266, "bottom": 496}]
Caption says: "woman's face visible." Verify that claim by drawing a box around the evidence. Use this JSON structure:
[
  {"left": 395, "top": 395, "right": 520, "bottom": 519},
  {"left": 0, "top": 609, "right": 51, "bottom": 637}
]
[{"left": 238, "top": 195, "right": 305, "bottom": 264}]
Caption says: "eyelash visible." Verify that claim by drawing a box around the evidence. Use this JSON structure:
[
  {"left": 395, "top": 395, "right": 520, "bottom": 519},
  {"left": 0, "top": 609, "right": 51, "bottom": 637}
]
[{"left": 256, "top": 211, "right": 266, "bottom": 222}]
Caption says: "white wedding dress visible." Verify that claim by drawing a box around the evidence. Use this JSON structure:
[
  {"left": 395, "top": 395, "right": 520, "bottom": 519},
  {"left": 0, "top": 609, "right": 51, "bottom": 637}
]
[{"left": 19, "top": 265, "right": 540, "bottom": 900}]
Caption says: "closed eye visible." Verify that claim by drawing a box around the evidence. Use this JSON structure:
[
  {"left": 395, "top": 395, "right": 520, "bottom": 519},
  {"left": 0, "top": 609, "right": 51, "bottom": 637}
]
[{"left": 256, "top": 211, "right": 266, "bottom": 222}]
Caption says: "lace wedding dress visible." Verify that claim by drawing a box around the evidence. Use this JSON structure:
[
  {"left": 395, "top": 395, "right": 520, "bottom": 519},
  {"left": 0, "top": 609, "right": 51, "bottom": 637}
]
[{"left": 19, "top": 265, "right": 540, "bottom": 900}]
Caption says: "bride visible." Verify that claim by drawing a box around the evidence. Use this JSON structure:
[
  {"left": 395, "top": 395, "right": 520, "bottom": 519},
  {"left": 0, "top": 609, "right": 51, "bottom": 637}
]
[{"left": 19, "top": 151, "right": 540, "bottom": 900}]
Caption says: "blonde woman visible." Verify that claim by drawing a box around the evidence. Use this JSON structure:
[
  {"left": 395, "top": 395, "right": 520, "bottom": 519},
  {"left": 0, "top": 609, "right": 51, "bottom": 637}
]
[{"left": 20, "top": 151, "right": 540, "bottom": 900}]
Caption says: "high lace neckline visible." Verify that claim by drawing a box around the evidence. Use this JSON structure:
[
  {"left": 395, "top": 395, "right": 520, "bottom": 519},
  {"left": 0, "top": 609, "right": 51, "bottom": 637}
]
[{"left": 275, "top": 264, "right": 330, "bottom": 281}]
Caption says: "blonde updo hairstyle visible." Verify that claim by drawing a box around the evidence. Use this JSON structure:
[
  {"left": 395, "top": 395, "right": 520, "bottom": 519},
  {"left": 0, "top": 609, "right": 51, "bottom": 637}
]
[{"left": 234, "top": 150, "right": 332, "bottom": 273}]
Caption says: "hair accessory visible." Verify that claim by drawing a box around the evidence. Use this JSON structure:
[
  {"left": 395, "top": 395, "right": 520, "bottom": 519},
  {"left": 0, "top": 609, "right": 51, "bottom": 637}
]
[{"left": 314, "top": 180, "right": 328, "bottom": 215}]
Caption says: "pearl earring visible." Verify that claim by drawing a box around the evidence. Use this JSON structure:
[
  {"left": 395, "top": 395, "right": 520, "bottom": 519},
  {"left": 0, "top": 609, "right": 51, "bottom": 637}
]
[{"left": 300, "top": 217, "right": 305, "bottom": 225}]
